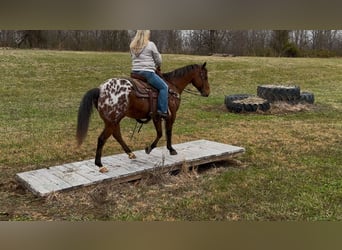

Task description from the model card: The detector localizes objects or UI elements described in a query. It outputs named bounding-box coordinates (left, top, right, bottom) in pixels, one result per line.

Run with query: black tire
left=225, top=94, right=270, bottom=113
left=299, top=92, right=314, bottom=104
left=257, top=85, right=301, bottom=103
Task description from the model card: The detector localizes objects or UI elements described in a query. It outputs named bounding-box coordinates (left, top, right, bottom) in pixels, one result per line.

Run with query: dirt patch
left=267, top=102, right=315, bottom=114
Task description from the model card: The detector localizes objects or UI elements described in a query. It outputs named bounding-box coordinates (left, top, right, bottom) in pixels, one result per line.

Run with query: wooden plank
left=16, top=140, right=245, bottom=197
left=65, top=163, right=107, bottom=183
left=16, top=171, right=51, bottom=196
left=16, top=169, right=72, bottom=196
left=48, top=165, right=93, bottom=187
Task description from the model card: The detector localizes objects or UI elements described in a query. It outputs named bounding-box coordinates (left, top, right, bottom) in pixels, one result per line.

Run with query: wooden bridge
left=16, top=140, right=245, bottom=197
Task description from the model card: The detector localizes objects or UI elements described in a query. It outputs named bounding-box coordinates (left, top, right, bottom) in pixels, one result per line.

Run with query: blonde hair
left=130, top=30, right=151, bottom=56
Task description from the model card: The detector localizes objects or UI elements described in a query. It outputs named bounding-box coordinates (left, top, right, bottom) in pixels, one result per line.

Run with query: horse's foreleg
left=95, top=125, right=114, bottom=172
left=145, top=118, right=163, bottom=154
left=165, top=120, right=177, bottom=155
left=112, top=123, right=136, bottom=159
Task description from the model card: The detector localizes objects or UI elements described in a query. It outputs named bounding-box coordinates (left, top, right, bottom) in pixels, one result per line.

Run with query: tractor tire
left=299, top=92, right=315, bottom=104
left=257, top=85, right=301, bottom=103
left=225, top=94, right=270, bottom=113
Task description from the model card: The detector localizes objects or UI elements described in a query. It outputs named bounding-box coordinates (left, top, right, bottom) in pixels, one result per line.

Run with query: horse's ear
left=202, top=62, right=207, bottom=69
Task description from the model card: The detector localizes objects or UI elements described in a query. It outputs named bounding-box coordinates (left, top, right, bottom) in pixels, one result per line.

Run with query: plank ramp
left=16, top=140, right=245, bottom=197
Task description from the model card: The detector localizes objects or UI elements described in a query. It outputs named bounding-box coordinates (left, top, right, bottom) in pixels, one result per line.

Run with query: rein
left=130, top=120, right=145, bottom=140
left=183, top=87, right=203, bottom=96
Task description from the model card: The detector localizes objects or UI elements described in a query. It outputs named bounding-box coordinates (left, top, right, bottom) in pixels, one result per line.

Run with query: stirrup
left=157, top=111, right=168, bottom=119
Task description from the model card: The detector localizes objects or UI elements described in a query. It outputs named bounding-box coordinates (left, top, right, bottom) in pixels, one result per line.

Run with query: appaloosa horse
left=76, top=63, right=210, bottom=172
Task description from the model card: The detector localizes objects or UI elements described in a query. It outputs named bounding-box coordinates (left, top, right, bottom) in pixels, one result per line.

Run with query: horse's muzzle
left=201, top=92, right=209, bottom=97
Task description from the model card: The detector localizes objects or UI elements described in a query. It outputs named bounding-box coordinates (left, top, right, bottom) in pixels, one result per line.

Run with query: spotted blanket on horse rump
left=98, top=78, right=133, bottom=123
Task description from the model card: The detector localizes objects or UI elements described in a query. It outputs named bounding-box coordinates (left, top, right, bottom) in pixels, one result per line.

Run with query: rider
left=130, top=30, right=169, bottom=119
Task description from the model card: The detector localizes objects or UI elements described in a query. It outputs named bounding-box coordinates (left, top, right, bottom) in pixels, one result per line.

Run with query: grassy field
left=0, top=49, right=341, bottom=221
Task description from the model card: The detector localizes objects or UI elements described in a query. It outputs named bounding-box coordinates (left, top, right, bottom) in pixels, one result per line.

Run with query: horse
left=76, top=62, right=210, bottom=173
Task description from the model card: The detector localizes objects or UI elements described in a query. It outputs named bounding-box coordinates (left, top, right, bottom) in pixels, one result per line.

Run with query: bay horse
left=76, top=62, right=210, bottom=173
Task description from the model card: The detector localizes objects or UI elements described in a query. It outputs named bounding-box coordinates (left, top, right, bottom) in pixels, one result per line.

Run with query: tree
left=270, top=30, right=290, bottom=56
left=247, top=30, right=272, bottom=56
left=151, top=30, right=182, bottom=54
left=0, top=30, right=16, bottom=47
left=99, top=30, right=130, bottom=51
left=184, top=30, right=223, bottom=55
left=292, top=30, right=310, bottom=51
left=15, top=30, right=47, bottom=48
left=270, top=30, right=300, bottom=57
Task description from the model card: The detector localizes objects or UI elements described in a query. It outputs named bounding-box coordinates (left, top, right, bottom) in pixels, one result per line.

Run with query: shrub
left=283, top=42, right=300, bottom=57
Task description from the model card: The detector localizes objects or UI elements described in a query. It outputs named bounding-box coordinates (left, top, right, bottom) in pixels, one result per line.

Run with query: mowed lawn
left=0, top=49, right=341, bottom=221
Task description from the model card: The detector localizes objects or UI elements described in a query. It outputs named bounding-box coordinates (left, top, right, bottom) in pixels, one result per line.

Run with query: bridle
left=184, top=67, right=207, bottom=96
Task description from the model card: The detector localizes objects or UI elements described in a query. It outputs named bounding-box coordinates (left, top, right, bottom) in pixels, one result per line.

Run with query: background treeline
left=1, top=30, right=341, bottom=57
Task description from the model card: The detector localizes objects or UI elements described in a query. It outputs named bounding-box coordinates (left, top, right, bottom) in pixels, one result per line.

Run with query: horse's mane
left=162, top=64, right=199, bottom=81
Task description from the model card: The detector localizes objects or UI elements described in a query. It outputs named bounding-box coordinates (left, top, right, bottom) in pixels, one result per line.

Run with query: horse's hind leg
left=145, top=118, right=163, bottom=154
left=95, top=125, right=114, bottom=172
left=112, top=123, right=136, bottom=159
left=95, top=123, right=135, bottom=172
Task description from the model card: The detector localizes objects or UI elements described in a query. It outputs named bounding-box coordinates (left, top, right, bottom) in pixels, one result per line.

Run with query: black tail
left=76, top=88, right=100, bottom=146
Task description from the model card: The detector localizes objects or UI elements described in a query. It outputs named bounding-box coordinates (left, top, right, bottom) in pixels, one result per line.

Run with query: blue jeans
left=133, top=70, right=168, bottom=114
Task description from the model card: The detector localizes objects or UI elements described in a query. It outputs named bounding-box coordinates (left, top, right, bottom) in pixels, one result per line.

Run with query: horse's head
left=192, top=62, right=210, bottom=97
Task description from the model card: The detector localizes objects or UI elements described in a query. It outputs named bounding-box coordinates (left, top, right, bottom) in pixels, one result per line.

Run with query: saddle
left=129, top=73, right=159, bottom=119
left=130, top=73, right=159, bottom=99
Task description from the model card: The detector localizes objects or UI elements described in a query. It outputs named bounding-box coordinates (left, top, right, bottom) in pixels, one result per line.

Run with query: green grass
left=0, top=49, right=341, bottom=221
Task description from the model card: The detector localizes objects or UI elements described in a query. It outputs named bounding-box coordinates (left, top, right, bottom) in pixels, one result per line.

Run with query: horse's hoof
left=99, top=166, right=108, bottom=173
left=145, top=147, right=151, bottom=154
left=170, top=150, right=178, bottom=155
left=128, top=152, right=136, bottom=159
